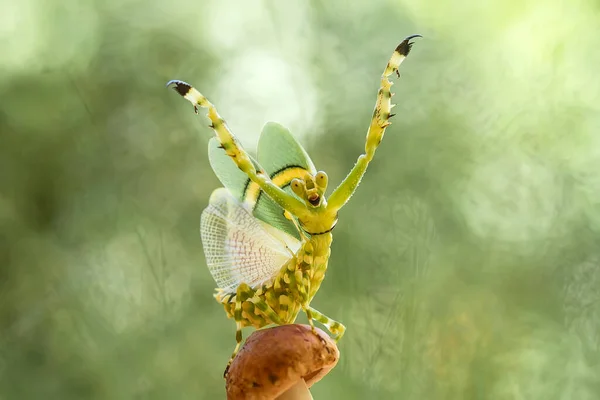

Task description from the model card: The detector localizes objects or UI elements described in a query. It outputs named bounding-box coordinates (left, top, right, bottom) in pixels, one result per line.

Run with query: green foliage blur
left=2, top=0, right=600, bottom=398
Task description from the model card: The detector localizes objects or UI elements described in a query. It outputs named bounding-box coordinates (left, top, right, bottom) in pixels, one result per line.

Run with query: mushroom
left=226, top=324, right=340, bottom=400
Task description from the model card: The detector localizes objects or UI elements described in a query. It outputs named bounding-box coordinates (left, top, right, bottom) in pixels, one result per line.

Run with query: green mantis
left=167, top=34, right=420, bottom=375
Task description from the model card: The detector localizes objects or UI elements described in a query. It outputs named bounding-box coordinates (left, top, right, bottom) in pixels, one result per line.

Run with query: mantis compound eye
left=315, top=171, right=328, bottom=191
left=291, top=178, right=305, bottom=198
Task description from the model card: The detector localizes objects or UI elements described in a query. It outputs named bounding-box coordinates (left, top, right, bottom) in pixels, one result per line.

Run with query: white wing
left=200, top=188, right=301, bottom=293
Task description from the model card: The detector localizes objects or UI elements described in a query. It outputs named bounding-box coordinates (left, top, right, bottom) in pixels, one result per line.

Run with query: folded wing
left=200, top=188, right=300, bottom=293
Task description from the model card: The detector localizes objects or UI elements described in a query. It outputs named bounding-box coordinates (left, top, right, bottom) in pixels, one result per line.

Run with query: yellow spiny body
left=218, top=233, right=337, bottom=334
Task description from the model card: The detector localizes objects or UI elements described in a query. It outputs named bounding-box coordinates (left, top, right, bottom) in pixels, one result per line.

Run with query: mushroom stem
left=276, top=380, right=313, bottom=400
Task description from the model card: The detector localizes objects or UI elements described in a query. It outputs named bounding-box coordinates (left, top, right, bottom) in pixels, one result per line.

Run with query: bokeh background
left=2, top=0, right=600, bottom=398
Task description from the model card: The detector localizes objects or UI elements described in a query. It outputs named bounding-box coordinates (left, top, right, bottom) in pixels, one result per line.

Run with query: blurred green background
left=2, top=0, right=600, bottom=398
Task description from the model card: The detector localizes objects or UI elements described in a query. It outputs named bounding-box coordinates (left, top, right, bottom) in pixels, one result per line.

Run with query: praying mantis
left=167, top=34, right=420, bottom=375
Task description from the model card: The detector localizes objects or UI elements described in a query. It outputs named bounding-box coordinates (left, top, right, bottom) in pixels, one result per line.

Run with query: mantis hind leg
left=223, top=283, right=284, bottom=378
left=305, top=306, right=346, bottom=342
left=223, top=284, right=249, bottom=378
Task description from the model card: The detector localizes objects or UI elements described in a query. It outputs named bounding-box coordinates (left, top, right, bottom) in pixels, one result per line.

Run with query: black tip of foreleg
left=166, top=79, right=192, bottom=97
left=395, top=34, right=422, bottom=56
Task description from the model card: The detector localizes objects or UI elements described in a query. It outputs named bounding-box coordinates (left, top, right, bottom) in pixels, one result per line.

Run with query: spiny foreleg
left=167, top=80, right=309, bottom=219
left=327, top=34, right=421, bottom=212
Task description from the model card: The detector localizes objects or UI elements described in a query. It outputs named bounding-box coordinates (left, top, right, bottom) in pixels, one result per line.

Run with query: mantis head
left=291, top=171, right=328, bottom=208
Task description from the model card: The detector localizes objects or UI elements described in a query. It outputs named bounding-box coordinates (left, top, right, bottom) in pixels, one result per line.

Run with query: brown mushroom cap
left=226, top=324, right=340, bottom=400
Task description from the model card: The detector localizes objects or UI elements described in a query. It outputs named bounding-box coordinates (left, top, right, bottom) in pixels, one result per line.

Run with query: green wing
left=207, top=122, right=316, bottom=240
left=257, top=122, right=316, bottom=175
left=207, top=137, right=256, bottom=199
left=254, top=122, right=316, bottom=239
